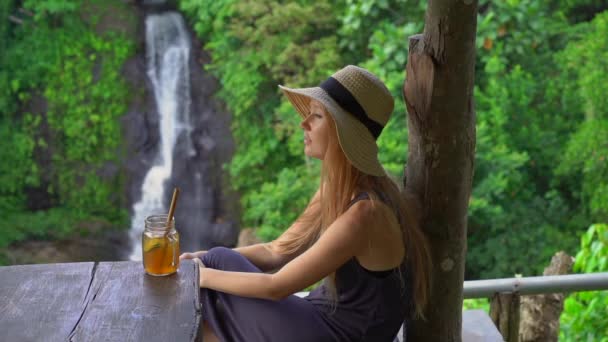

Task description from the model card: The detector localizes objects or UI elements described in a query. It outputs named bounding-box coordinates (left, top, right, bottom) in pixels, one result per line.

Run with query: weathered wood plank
left=0, top=262, right=95, bottom=342
left=69, top=260, right=200, bottom=342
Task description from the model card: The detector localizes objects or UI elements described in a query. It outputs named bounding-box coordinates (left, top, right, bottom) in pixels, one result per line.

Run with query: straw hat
left=279, top=65, right=394, bottom=176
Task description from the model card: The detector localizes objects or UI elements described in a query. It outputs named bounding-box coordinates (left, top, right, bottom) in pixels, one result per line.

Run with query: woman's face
left=300, top=100, right=331, bottom=160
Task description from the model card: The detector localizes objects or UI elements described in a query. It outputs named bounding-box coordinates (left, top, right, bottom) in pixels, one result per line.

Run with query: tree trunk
left=402, top=0, right=478, bottom=341
left=490, top=292, right=521, bottom=342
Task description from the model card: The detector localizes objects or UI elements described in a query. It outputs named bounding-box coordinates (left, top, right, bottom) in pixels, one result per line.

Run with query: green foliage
left=557, top=0, right=608, bottom=23
left=42, top=28, right=133, bottom=215
left=556, top=11, right=608, bottom=223
left=179, top=0, right=431, bottom=239
left=0, top=0, right=603, bottom=302
left=361, top=21, right=419, bottom=178
left=0, top=0, right=134, bottom=248
left=1, top=208, right=84, bottom=249
left=180, top=0, right=344, bottom=239
left=245, top=165, right=319, bottom=241
left=558, top=120, right=608, bottom=220
left=476, top=0, right=569, bottom=84
left=467, top=51, right=579, bottom=279
left=340, top=0, right=424, bottom=178
left=465, top=5, right=608, bottom=279
left=0, top=0, right=16, bottom=54
left=0, top=115, right=38, bottom=212
left=560, top=12, right=608, bottom=120
left=560, top=224, right=608, bottom=341
left=462, top=298, right=490, bottom=313
left=24, top=0, right=81, bottom=18
left=338, top=0, right=425, bottom=61
left=180, top=0, right=608, bottom=287
left=0, top=252, right=8, bottom=266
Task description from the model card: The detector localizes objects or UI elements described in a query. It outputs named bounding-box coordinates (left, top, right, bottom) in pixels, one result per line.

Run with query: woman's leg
left=200, top=246, right=262, bottom=273
left=198, top=247, right=332, bottom=342
left=199, top=247, right=262, bottom=342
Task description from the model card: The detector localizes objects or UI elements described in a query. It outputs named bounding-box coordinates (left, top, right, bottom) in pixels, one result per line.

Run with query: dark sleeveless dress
left=199, top=193, right=412, bottom=342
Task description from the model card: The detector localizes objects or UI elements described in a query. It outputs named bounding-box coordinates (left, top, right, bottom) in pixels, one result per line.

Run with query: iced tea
left=142, top=214, right=180, bottom=276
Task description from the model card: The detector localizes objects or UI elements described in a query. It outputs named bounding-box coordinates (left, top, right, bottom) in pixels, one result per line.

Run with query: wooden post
left=490, top=292, right=521, bottom=342
left=519, top=251, right=574, bottom=342
left=402, top=0, right=478, bottom=340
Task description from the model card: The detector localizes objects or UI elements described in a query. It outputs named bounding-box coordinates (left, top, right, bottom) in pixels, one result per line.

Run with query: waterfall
left=129, top=12, right=194, bottom=260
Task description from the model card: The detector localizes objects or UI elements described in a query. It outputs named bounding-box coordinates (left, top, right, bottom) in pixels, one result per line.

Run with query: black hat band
left=319, top=77, right=383, bottom=140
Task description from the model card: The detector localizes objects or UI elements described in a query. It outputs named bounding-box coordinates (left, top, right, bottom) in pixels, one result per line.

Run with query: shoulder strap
left=347, top=192, right=370, bottom=209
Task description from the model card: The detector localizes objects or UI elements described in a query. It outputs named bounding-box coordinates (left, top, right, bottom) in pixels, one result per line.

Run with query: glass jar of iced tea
left=142, top=214, right=180, bottom=276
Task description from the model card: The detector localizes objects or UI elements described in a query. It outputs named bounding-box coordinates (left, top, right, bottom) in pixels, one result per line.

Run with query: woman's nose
left=300, top=119, right=310, bottom=130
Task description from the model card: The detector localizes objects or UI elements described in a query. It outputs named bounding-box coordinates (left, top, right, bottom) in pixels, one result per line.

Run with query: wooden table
left=0, top=260, right=201, bottom=342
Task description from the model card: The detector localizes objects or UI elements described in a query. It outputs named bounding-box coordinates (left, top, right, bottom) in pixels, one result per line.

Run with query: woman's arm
left=198, top=200, right=372, bottom=301
left=180, top=250, right=207, bottom=260
left=231, top=189, right=322, bottom=271
left=182, top=243, right=291, bottom=272
left=183, top=191, right=321, bottom=269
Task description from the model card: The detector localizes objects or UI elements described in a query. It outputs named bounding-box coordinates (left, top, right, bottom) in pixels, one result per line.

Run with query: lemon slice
left=144, top=237, right=166, bottom=253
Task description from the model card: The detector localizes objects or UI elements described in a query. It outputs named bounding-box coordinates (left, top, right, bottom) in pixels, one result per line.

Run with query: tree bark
left=490, top=292, right=521, bottom=342
left=519, top=251, right=574, bottom=342
left=402, top=0, right=478, bottom=341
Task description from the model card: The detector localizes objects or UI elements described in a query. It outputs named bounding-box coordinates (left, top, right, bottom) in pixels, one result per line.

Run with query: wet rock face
left=22, top=92, right=56, bottom=211
left=121, top=9, right=239, bottom=253
left=5, top=2, right=238, bottom=264
left=170, top=39, right=240, bottom=251
left=121, top=52, right=162, bottom=215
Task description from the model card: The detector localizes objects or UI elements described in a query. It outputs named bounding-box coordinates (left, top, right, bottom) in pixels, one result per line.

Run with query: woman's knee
left=201, top=246, right=243, bottom=270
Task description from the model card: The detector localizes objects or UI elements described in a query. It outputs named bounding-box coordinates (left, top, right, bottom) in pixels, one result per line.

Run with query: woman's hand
left=179, top=250, right=207, bottom=261
left=193, top=258, right=207, bottom=288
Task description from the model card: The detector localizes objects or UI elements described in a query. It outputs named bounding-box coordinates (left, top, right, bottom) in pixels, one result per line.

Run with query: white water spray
left=129, top=12, right=193, bottom=260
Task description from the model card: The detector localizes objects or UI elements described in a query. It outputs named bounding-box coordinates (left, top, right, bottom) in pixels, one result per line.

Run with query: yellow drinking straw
left=165, top=187, right=179, bottom=267
left=167, top=187, right=180, bottom=226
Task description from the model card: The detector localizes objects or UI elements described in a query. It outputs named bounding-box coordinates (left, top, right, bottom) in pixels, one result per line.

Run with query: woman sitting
left=180, top=65, right=431, bottom=342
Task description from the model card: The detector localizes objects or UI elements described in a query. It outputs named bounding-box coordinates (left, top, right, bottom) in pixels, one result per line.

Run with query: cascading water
left=129, top=12, right=194, bottom=260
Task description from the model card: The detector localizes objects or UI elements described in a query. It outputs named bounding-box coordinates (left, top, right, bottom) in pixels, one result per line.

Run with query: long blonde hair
left=271, top=110, right=431, bottom=318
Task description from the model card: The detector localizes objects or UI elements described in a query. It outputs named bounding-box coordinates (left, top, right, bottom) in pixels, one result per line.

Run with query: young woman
left=180, top=65, right=431, bottom=342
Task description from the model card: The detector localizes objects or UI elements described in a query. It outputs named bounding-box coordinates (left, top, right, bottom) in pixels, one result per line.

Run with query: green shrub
left=462, top=298, right=490, bottom=313
left=560, top=224, right=608, bottom=341
left=0, top=0, right=133, bottom=248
